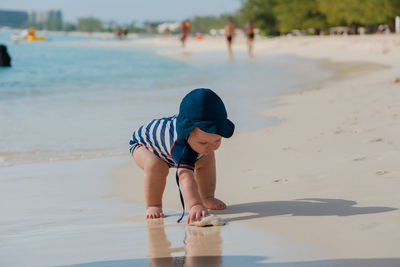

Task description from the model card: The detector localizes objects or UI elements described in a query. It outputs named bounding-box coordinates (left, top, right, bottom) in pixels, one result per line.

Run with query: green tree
left=318, top=0, right=400, bottom=26
left=363, top=0, right=400, bottom=31
left=274, top=0, right=327, bottom=33
left=318, top=0, right=365, bottom=26
left=238, top=0, right=400, bottom=35
left=62, top=22, right=77, bottom=32
left=239, top=0, right=278, bottom=35
left=76, top=17, right=103, bottom=32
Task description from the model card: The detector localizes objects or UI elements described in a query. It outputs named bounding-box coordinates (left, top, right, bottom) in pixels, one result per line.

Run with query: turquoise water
left=0, top=32, right=332, bottom=165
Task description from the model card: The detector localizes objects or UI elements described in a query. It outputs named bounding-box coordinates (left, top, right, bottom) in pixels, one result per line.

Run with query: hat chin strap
left=175, top=145, right=187, bottom=223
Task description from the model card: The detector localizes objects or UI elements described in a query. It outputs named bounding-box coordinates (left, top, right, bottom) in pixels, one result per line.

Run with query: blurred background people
left=224, top=17, right=235, bottom=58
left=114, top=27, right=123, bottom=40
left=246, top=20, right=255, bottom=57
left=122, top=28, right=128, bottom=40
left=180, top=20, right=192, bottom=47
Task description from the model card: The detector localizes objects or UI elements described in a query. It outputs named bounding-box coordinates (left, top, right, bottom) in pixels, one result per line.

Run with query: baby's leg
left=194, top=152, right=226, bottom=210
left=133, top=146, right=170, bottom=218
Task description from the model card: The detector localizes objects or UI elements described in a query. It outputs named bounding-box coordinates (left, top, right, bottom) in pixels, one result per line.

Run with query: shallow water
left=0, top=32, right=332, bottom=165
left=0, top=32, right=336, bottom=266
left=0, top=157, right=297, bottom=267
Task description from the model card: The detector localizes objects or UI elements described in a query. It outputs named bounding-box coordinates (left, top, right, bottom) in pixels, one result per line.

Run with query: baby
left=129, top=88, right=234, bottom=223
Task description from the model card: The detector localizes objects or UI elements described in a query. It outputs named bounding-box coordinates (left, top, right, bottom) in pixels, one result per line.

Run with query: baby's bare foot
left=146, top=206, right=164, bottom=219
left=202, top=197, right=226, bottom=210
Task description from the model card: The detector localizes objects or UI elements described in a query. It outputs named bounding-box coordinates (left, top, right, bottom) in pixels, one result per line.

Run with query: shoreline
left=111, top=34, right=400, bottom=262
left=2, top=34, right=399, bottom=266
left=111, top=35, right=393, bottom=209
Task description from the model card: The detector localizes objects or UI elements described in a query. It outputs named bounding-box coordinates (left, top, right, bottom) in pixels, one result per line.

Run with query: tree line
left=23, top=17, right=145, bottom=33
left=237, top=0, right=400, bottom=35
left=175, top=0, right=400, bottom=35
left=20, top=0, right=400, bottom=35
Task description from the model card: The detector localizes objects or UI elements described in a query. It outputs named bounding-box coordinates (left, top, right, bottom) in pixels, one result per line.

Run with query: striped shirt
left=129, top=115, right=200, bottom=171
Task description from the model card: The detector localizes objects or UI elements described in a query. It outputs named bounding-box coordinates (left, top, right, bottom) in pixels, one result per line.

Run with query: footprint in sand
left=376, top=170, right=391, bottom=175
left=394, top=77, right=400, bottom=83
left=369, top=138, right=383, bottom=143
left=274, top=178, right=289, bottom=183
left=252, top=185, right=262, bottom=189
left=353, top=157, right=367, bottom=162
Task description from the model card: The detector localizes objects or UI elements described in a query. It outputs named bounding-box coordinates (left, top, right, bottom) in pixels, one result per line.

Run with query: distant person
left=0, top=45, right=11, bottom=67
left=164, top=27, right=171, bottom=37
left=114, top=28, right=123, bottom=40
left=122, top=28, right=128, bottom=40
left=246, top=20, right=255, bottom=57
left=224, top=17, right=235, bottom=58
left=27, top=27, right=36, bottom=39
left=180, top=20, right=192, bottom=47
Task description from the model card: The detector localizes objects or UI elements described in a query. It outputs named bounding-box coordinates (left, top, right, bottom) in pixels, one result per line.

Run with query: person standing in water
left=224, top=17, right=235, bottom=59
left=246, top=20, right=255, bottom=57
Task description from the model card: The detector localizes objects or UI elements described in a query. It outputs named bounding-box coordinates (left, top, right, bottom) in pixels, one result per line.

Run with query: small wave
left=0, top=148, right=127, bottom=167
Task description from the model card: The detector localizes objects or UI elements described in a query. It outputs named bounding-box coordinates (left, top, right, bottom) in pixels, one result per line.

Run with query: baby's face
left=187, top=127, right=222, bottom=155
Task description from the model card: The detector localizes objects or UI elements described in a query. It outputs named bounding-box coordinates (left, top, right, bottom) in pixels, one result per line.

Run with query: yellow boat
left=11, top=27, right=45, bottom=41
left=25, top=35, right=45, bottom=41
left=11, top=35, right=46, bottom=41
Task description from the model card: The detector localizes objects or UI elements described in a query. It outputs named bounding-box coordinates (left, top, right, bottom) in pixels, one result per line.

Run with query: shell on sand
left=190, top=214, right=225, bottom=227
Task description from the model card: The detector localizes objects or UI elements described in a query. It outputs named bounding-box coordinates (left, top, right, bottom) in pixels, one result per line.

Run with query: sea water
left=0, top=31, right=334, bottom=267
left=0, top=32, right=332, bottom=166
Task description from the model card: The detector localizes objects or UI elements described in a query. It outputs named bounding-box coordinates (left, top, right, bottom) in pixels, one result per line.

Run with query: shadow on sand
left=61, top=256, right=400, bottom=267
left=211, top=198, right=397, bottom=222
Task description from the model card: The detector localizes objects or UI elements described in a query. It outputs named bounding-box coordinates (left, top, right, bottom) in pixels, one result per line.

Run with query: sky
left=0, top=0, right=242, bottom=23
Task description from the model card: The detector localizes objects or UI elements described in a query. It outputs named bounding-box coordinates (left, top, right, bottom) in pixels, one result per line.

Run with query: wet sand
left=112, top=34, right=400, bottom=265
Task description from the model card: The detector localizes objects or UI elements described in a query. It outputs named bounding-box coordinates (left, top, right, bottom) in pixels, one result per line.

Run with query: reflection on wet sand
left=147, top=219, right=223, bottom=267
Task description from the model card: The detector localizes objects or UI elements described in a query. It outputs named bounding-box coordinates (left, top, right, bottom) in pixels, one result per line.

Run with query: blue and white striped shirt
left=129, top=115, right=199, bottom=171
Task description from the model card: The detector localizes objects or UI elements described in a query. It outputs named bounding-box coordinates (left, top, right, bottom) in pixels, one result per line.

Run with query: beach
left=1, top=33, right=400, bottom=266
left=113, top=34, right=400, bottom=265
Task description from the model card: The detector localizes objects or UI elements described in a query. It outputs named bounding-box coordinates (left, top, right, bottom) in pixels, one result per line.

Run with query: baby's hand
left=187, top=204, right=208, bottom=224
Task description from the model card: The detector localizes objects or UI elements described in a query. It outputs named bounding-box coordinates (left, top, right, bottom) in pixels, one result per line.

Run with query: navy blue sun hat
left=176, top=88, right=235, bottom=140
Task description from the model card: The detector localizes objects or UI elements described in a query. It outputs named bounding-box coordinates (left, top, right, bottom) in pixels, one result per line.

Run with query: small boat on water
left=11, top=27, right=45, bottom=41
left=11, top=35, right=45, bottom=41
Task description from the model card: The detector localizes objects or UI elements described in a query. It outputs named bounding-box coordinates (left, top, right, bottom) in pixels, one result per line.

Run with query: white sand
left=113, top=34, right=400, bottom=263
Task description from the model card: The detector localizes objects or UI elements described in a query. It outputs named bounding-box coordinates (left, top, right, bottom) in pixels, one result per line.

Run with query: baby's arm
left=178, top=168, right=208, bottom=223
